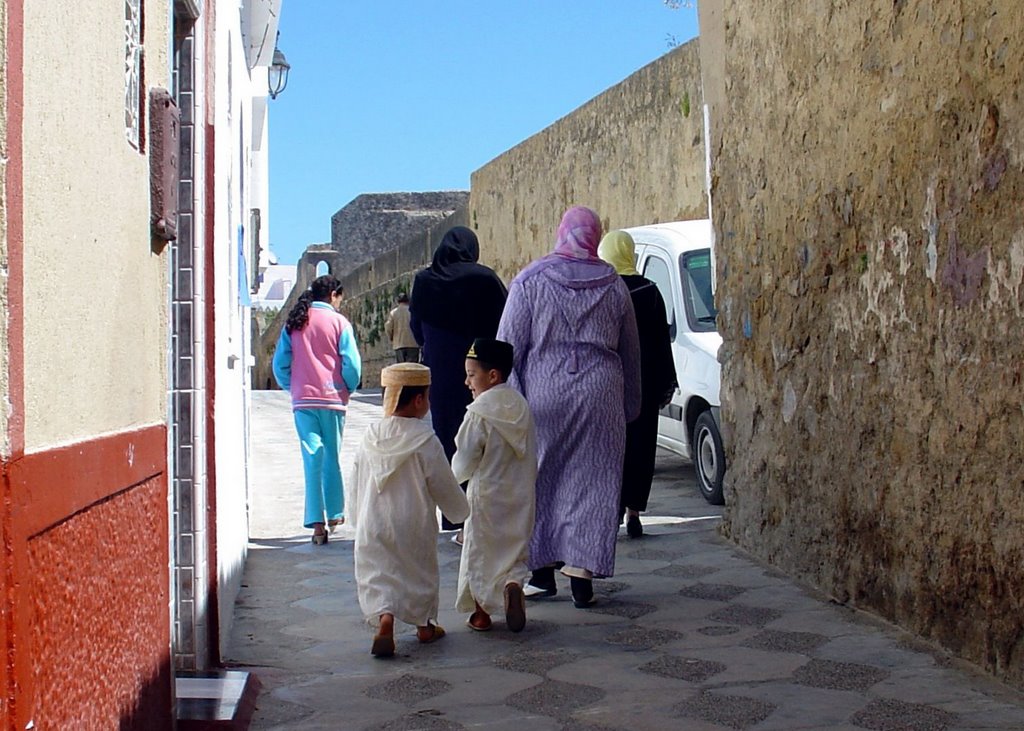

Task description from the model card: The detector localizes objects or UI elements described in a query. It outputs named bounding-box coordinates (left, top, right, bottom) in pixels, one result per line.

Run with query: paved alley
left=227, top=391, right=1024, bottom=731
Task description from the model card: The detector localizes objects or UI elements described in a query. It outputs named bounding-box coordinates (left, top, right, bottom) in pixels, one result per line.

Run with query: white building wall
left=211, top=0, right=279, bottom=658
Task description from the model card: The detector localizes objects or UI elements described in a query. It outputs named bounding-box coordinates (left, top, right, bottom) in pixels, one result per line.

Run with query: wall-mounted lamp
left=268, top=34, right=290, bottom=99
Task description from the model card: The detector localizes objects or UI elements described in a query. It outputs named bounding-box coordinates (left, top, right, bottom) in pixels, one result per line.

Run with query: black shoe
left=626, top=513, right=643, bottom=539
left=570, top=577, right=596, bottom=608
left=524, top=567, right=557, bottom=599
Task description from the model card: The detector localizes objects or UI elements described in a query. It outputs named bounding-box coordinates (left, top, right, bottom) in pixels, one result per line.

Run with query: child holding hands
left=452, top=338, right=538, bottom=632
left=348, top=363, right=470, bottom=657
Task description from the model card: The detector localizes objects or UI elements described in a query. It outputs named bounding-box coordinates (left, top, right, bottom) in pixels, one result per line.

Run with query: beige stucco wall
left=470, top=39, right=708, bottom=283
left=709, top=1, right=1024, bottom=686
left=22, top=0, right=169, bottom=450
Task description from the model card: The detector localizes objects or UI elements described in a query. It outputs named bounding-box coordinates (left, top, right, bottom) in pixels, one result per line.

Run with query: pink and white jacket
left=272, top=302, right=362, bottom=411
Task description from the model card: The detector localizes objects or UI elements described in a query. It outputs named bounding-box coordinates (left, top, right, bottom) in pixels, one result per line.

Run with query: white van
left=622, top=220, right=725, bottom=505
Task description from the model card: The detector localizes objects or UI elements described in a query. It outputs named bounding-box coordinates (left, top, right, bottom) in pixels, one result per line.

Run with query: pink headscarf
left=553, top=206, right=603, bottom=261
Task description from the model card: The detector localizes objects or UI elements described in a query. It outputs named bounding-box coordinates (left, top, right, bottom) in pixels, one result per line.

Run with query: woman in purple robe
left=497, top=206, right=641, bottom=607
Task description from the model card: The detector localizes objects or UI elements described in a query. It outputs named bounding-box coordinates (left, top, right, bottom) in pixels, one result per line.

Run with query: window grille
left=125, top=0, right=144, bottom=148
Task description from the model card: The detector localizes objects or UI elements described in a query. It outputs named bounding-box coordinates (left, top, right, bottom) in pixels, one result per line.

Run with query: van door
left=639, top=248, right=688, bottom=453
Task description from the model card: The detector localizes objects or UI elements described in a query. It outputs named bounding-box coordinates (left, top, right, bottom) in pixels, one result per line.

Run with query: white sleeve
left=451, top=412, right=485, bottom=485
left=423, top=438, right=470, bottom=524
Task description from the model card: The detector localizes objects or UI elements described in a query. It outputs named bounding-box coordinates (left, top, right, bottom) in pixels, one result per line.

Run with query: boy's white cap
left=381, top=363, right=431, bottom=416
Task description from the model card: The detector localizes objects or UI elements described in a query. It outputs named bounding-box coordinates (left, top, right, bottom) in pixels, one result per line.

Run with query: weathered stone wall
left=338, top=207, right=469, bottom=388
left=330, top=191, right=468, bottom=276
left=708, top=1, right=1024, bottom=685
left=470, top=39, right=708, bottom=282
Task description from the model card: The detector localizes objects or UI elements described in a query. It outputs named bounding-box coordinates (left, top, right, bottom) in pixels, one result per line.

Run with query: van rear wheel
left=693, top=410, right=725, bottom=505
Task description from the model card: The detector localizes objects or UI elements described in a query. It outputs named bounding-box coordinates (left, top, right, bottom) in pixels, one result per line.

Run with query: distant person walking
left=497, top=206, right=641, bottom=608
left=272, top=275, right=362, bottom=545
left=599, top=230, right=677, bottom=538
left=410, top=226, right=507, bottom=532
left=385, top=292, right=420, bottom=363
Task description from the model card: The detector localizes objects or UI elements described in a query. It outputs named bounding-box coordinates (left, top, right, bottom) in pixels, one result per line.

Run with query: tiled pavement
left=228, top=392, right=1024, bottom=730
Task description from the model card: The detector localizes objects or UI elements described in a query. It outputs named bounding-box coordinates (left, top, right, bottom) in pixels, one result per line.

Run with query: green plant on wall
left=680, top=90, right=691, bottom=118
left=355, top=276, right=414, bottom=348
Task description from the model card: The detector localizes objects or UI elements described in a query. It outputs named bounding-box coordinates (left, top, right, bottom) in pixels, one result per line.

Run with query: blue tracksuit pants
left=293, top=408, right=346, bottom=528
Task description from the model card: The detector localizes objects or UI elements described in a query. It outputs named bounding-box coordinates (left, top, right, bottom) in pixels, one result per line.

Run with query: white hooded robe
left=348, top=416, right=469, bottom=627
left=452, top=384, right=538, bottom=615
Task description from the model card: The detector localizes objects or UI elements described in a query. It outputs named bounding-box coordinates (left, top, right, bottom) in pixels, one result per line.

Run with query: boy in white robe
left=453, top=338, right=538, bottom=632
left=348, top=362, right=470, bottom=657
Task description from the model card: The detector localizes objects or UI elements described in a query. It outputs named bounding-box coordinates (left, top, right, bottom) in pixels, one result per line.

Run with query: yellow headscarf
left=598, top=230, right=639, bottom=276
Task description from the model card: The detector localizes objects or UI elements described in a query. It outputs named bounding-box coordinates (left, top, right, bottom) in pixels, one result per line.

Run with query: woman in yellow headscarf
left=598, top=231, right=677, bottom=538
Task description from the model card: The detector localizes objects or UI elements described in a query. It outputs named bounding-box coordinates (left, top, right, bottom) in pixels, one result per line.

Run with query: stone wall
left=330, top=191, right=469, bottom=277
left=470, top=39, right=708, bottom=282
left=706, top=1, right=1024, bottom=686
left=338, top=207, right=469, bottom=388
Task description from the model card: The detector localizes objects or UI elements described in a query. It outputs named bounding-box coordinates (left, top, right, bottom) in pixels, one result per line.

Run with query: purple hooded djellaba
left=497, top=206, right=641, bottom=579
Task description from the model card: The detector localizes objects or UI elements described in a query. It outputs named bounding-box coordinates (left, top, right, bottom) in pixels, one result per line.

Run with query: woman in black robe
left=598, top=230, right=677, bottom=538
left=410, top=226, right=507, bottom=531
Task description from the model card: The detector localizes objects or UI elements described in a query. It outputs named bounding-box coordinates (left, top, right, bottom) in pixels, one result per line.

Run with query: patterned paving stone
left=794, top=658, right=890, bottom=691
left=706, top=604, right=783, bottom=627
left=560, top=722, right=628, bottom=731
left=697, top=625, right=741, bottom=637
left=626, top=548, right=678, bottom=562
left=653, top=564, right=718, bottom=579
left=364, top=711, right=466, bottom=731
left=741, top=629, right=829, bottom=654
left=678, top=583, right=748, bottom=602
left=850, top=697, right=959, bottom=730
left=638, top=655, right=727, bottom=683
left=505, top=679, right=606, bottom=719
left=674, top=690, right=777, bottom=730
left=493, top=648, right=584, bottom=675
left=605, top=627, right=684, bottom=649
left=587, top=600, right=657, bottom=620
left=594, top=580, right=629, bottom=595
left=363, top=675, right=453, bottom=706
left=494, top=618, right=557, bottom=643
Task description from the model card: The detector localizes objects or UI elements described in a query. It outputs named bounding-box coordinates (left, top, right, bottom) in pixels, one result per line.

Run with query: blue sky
left=268, top=2, right=700, bottom=265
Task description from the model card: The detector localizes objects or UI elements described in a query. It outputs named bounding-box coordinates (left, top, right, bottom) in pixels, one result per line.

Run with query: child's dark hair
left=475, top=358, right=510, bottom=382
left=285, top=275, right=344, bottom=333
left=396, top=384, right=428, bottom=410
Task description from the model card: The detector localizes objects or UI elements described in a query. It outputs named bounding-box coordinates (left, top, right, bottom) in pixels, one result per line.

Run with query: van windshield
left=679, top=249, right=717, bottom=333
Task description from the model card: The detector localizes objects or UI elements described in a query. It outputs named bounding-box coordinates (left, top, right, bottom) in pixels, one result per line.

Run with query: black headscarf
left=410, top=226, right=507, bottom=338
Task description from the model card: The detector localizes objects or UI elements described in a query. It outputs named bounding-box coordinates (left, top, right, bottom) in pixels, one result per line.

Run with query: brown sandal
left=504, top=583, right=527, bottom=633
left=371, top=634, right=395, bottom=657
